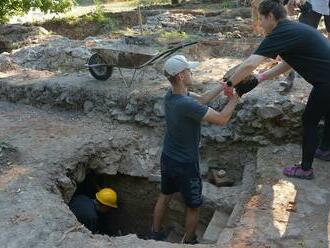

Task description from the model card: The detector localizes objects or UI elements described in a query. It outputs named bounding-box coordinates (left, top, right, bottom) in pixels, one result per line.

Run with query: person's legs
left=251, top=0, right=263, bottom=34
left=301, top=87, right=328, bottom=169
left=299, top=10, right=322, bottom=28
left=315, top=110, right=330, bottom=160
left=184, top=207, right=199, bottom=243
left=320, top=110, right=330, bottom=150
left=151, top=153, right=178, bottom=240
left=152, top=193, right=172, bottom=233
left=283, top=85, right=330, bottom=179
left=180, top=162, right=202, bottom=242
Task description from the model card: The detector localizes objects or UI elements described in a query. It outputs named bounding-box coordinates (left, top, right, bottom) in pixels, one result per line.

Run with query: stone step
left=203, top=210, right=230, bottom=243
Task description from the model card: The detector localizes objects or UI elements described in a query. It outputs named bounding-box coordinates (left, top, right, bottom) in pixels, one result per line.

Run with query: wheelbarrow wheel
left=88, top=54, right=113, bottom=81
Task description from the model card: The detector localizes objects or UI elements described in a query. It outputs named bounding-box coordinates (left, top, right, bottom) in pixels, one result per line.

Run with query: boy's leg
left=151, top=153, right=178, bottom=239
left=184, top=207, right=199, bottom=242
left=152, top=193, right=172, bottom=232
left=180, top=162, right=203, bottom=242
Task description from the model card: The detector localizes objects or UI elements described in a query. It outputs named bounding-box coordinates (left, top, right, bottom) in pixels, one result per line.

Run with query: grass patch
left=157, top=30, right=188, bottom=43
left=43, top=11, right=117, bottom=27
left=37, top=10, right=119, bottom=39
left=219, top=0, right=236, bottom=9
left=138, top=0, right=170, bottom=7
left=154, top=30, right=201, bottom=48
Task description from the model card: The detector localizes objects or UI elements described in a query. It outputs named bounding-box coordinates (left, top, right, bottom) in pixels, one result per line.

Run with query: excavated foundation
left=56, top=141, right=256, bottom=245
left=68, top=172, right=219, bottom=243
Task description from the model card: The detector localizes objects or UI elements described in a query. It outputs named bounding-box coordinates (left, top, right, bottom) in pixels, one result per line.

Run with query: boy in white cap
left=151, top=55, right=240, bottom=243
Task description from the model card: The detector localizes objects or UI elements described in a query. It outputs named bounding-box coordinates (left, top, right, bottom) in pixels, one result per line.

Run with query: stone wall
left=0, top=70, right=311, bottom=146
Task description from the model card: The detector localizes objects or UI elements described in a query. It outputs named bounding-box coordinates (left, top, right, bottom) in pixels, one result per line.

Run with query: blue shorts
left=160, top=153, right=203, bottom=208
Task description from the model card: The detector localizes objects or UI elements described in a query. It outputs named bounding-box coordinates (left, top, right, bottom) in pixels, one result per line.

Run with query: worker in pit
left=69, top=187, right=118, bottom=234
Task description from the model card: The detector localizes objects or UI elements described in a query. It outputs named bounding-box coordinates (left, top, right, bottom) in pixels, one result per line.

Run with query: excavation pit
left=66, top=171, right=233, bottom=244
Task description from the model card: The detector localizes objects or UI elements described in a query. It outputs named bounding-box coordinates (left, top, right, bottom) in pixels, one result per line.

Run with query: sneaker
left=183, top=238, right=199, bottom=244
left=283, top=164, right=314, bottom=180
left=183, top=234, right=199, bottom=244
left=314, top=148, right=330, bottom=161
left=149, top=230, right=166, bottom=241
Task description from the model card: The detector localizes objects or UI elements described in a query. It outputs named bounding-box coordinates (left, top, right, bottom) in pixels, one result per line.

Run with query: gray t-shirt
left=162, top=89, right=208, bottom=163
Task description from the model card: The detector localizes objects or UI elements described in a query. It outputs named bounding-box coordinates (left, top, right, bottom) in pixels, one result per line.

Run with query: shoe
left=314, top=148, right=330, bottom=161
left=183, top=238, right=199, bottom=244
left=283, top=164, right=314, bottom=180
left=183, top=234, right=199, bottom=244
left=149, top=229, right=166, bottom=241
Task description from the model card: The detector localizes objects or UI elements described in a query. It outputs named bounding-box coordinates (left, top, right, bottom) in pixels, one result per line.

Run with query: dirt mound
left=0, top=24, right=49, bottom=52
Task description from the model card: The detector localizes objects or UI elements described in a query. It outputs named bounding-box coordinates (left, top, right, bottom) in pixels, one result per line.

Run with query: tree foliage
left=0, top=0, right=75, bottom=24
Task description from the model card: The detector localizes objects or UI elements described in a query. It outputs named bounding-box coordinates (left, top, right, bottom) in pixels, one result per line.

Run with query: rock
left=257, top=105, right=283, bottom=119
left=4, top=37, right=91, bottom=72
left=83, top=101, right=94, bottom=113
left=116, top=114, right=132, bottom=122
left=269, top=126, right=286, bottom=138
left=203, top=210, right=230, bottom=242
left=0, top=24, right=49, bottom=52
left=237, top=108, right=254, bottom=121
left=202, top=125, right=232, bottom=142
left=97, top=162, right=120, bottom=175
left=292, top=102, right=305, bottom=113
left=153, top=101, right=165, bottom=117
left=57, top=176, right=76, bottom=203
left=134, top=113, right=150, bottom=125
left=148, top=173, right=161, bottom=182
left=0, top=54, right=18, bottom=72
left=70, top=47, right=89, bottom=58
left=208, top=169, right=235, bottom=187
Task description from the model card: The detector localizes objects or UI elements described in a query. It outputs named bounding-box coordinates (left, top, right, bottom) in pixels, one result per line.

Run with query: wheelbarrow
left=86, top=41, right=198, bottom=87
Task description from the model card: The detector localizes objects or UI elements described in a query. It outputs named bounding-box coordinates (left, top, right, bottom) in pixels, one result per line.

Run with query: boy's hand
left=221, top=81, right=234, bottom=97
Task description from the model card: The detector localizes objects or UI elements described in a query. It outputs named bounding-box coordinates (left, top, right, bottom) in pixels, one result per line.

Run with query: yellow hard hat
left=96, top=188, right=118, bottom=208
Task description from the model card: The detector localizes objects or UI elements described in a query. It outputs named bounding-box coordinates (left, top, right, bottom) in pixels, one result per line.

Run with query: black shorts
left=160, top=153, right=203, bottom=208
left=299, top=9, right=330, bottom=32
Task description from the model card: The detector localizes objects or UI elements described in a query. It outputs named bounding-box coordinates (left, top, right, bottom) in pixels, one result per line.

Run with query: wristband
left=257, top=73, right=266, bottom=83
left=226, top=80, right=233, bottom=87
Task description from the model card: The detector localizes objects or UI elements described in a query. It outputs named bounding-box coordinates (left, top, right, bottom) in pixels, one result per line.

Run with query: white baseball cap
left=164, top=55, right=200, bottom=76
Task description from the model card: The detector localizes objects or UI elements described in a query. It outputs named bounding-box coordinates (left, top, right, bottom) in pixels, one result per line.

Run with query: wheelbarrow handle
left=135, top=41, right=199, bottom=69
left=161, top=41, right=199, bottom=60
